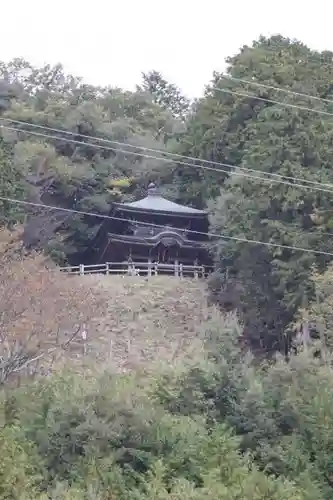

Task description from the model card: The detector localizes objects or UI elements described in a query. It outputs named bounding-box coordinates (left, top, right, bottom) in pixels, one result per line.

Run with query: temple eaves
left=113, top=182, right=207, bottom=215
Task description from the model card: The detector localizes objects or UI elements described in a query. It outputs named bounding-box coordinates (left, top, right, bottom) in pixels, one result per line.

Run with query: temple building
left=92, top=183, right=212, bottom=274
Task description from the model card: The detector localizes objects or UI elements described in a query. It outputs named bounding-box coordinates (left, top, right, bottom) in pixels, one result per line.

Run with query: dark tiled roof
left=114, top=183, right=206, bottom=215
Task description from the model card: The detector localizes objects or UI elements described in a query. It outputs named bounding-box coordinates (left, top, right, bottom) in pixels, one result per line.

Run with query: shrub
left=0, top=243, right=106, bottom=386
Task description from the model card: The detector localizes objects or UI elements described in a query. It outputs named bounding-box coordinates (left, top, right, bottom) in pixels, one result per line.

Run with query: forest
left=2, top=34, right=333, bottom=498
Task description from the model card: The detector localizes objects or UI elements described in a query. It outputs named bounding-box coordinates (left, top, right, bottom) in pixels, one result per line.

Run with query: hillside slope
left=74, top=275, right=210, bottom=372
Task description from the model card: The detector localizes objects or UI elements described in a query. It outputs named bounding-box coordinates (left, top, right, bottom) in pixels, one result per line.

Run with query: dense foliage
left=2, top=34, right=333, bottom=496
left=184, top=35, right=333, bottom=352
left=1, top=313, right=333, bottom=499
left=0, top=63, right=182, bottom=263
left=1, top=35, right=333, bottom=349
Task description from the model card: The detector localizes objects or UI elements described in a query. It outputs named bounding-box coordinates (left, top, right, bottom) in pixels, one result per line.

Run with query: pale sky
left=1, top=0, right=333, bottom=98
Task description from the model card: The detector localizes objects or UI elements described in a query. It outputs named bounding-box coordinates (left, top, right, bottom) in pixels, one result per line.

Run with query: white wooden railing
left=59, top=261, right=209, bottom=279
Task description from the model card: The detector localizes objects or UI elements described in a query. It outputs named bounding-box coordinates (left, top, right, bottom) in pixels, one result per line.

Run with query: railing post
left=79, top=264, right=84, bottom=276
left=148, top=258, right=152, bottom=277
left=154, top=263, right=158, bottom=276
left=174, top=259, right=179, bottom=277
left=179, top=263, right=183, bottom=279
left=106, top=262, right=110, bottom=275
left=194, top=266, right=198, bottom=280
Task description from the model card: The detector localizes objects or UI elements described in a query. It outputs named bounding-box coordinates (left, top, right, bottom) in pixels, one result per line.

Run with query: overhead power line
left=1, top=121, right=329, bottom=239
left=218, top=74, right=333, bottom=105
left=211, top=86, right=333, bottom=118
left=1, top=194, right=333, bottom=258
left=2, top=117, right=333, bottom=189
left=2, top=121, right=333, bottom=195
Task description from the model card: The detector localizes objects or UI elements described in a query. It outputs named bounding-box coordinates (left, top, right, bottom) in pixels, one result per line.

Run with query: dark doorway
left=155, top=243, right=179, bottom=263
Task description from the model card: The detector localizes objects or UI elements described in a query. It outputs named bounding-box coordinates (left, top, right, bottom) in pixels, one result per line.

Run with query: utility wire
left=1, top=72, right=333, bottom=255
left=218, top=74, right=333, bottom=105
left=2, top=122, right=329, bottom=238
left=2, top=117, right=333, bottom=190
left=212, top=86, right=333, bottom=118
left=2, top=122, right=333, bottom=195
left=1, top=194, right=333, bottom=257
left=1, top=120, right=330, bottom=240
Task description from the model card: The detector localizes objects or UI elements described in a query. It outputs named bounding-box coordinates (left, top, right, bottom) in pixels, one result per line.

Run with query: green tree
left=0, top=140, right=26, bottom=226
left=0, top=424, right=43, bottom=499
left=0, top=59, right=180, bottom=261
left=176, top=35, right=333, bottom=351
left=140, top=70, right=190, bottom=120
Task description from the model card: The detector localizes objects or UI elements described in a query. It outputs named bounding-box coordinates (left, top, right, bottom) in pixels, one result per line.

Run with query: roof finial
left=147, top=182, right=159, bottom=196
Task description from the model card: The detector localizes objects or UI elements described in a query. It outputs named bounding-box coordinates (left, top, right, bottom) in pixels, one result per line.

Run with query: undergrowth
left=0, top=314, right=331, bottom=499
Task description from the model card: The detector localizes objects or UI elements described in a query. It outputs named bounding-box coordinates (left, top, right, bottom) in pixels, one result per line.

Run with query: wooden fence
left=59, top=261, right=210, bottom=279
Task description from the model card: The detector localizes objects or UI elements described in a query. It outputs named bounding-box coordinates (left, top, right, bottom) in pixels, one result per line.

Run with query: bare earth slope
left=76, top=275, right=210, bottom=372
